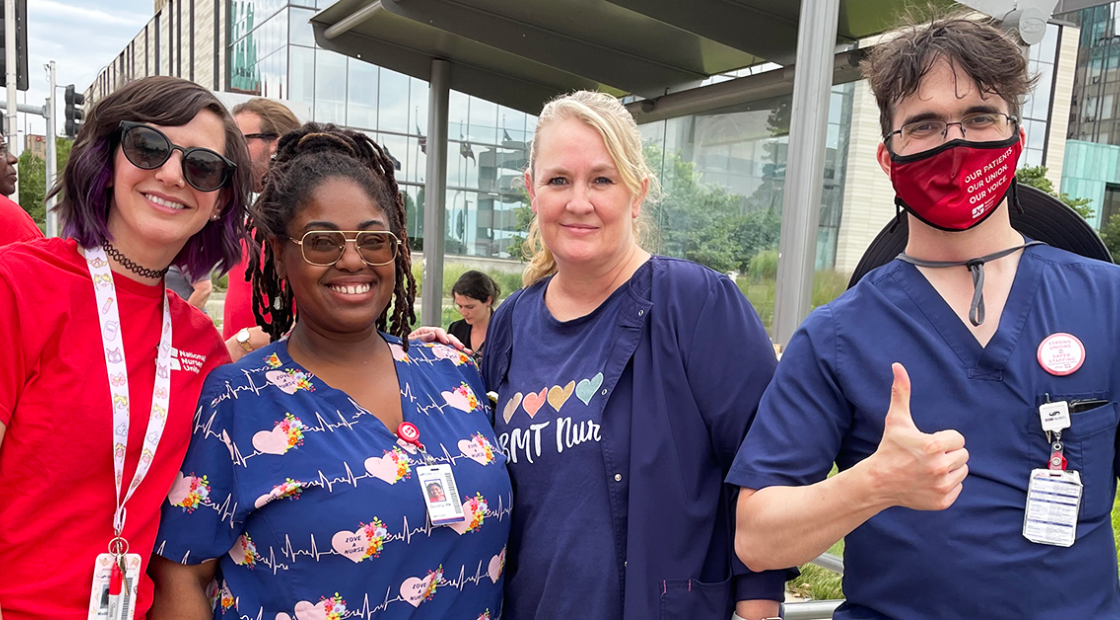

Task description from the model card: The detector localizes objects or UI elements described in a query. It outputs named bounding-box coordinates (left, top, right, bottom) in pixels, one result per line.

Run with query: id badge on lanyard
left=82, top=246, right=173, bottom=620
left=1023, top=396, right=1081, bottom=547
left=396, top=422, right=466, bottom=526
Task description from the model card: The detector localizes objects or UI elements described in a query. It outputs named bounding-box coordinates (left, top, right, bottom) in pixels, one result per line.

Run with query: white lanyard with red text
left=83, top=245, right=173, bottom=620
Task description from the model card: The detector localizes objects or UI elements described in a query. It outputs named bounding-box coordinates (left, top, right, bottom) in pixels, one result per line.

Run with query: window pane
left=468, top=96, right=499, bottom=146
left=314, top=50, right=347, bottom=125
left=289, top=45, right=315, bottom=112
left=409, top=77, right=429, bottom=136
left=378, top=68, right=410, bottom=133
left=378, top=132, right=409, bottom=186
left=348, top=60, right=378, bottom=130
left=448, top=90, right=470, bottom=139
left=290, top=8, right=316, bottom=47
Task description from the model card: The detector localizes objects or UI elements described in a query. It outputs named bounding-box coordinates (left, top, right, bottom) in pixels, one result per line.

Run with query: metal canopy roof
left=311, top=0, right=955, bottom=116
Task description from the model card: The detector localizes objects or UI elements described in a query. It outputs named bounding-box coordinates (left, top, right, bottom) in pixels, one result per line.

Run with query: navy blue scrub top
left=495, top=273, right=630, bottom=620
left=729, top=244, right=1120, bottom=620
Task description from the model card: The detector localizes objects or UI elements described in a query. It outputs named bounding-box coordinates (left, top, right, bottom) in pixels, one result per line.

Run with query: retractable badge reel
left=1023, top=395, right=1082, bottom=548
left=396, top=423, right=465, bottom=526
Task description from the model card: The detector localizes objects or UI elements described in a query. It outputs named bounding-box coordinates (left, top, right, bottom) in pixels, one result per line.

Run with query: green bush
left=747, top=249, right=779, bottom=282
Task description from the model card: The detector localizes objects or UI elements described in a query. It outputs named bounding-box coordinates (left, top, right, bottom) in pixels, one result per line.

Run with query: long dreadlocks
left=246, top=123, right=417, bottom=347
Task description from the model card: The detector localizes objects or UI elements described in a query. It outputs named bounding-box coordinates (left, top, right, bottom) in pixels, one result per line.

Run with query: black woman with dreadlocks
left=149, top=124, right=511, bottom=620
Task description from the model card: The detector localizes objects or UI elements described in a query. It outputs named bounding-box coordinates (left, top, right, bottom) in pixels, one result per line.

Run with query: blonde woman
left=413, top=91, right=790, bottom=620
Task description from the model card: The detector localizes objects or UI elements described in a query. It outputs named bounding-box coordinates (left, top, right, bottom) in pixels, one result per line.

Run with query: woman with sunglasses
left=149, top=124, right=510, bottom=620
left=0, top=76, right=250, bottom=620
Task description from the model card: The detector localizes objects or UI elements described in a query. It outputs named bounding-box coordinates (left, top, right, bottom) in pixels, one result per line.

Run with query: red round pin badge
left=396, top=422, right=420, bottom=444
left=1037, top=333, right=1085, bottom=376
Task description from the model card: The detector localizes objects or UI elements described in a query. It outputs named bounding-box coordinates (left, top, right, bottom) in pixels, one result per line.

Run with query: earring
left=273, top=296, right=282, bottom=310
left=210, top=213, right=221, bottom=221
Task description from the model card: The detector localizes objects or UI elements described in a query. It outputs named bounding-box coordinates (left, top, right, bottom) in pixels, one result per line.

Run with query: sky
left=18, top=0, right=152, bottom=141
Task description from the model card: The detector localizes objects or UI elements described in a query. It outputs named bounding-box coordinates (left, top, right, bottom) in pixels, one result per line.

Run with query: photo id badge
left=87, top=553, right=142, bottom=620
left=417, top=463, right=465, bottom=526
left=1023, top=469, right=1082, bottom=548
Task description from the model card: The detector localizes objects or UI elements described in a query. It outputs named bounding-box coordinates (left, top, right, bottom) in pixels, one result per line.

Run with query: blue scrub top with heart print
left=155, top=336, right=511, bottom=620
left=728, top=244, right=1120, bottom=620
left=493, top=271, right=631, bottom=620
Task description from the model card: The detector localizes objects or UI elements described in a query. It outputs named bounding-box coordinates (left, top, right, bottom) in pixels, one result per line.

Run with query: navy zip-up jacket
left=484, top=256, right=791, bottom=619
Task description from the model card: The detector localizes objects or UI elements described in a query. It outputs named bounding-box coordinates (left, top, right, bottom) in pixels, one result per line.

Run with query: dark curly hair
left=246, top=123, right=417, bottom=346
left=862, top=10, right=1038, bottom=138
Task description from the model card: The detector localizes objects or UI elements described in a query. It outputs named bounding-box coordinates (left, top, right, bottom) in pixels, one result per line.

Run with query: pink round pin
left=1037, top=332, right=1085, bottom=376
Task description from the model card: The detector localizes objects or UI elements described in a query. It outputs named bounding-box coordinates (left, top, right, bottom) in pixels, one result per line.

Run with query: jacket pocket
left=658, top=577, right=733, bottom=620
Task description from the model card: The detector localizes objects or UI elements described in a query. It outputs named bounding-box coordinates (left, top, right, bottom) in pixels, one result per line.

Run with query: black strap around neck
left=897, top=240, right=1043, bottom=327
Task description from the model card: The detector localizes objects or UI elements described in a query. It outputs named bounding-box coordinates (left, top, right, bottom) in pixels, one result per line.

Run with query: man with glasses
left=223, top=98, right=301, bottom=359
left=0, top=139, right=41, bottom=247
left=729, top=14, right=1120, bottom=620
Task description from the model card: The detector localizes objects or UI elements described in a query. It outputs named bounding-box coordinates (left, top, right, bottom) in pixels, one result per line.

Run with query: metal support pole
left=5, top=0, right=18, bottom=200
left=45, top=61, right=57, bottom=237
left=421, top=59, right=450, bottom=327
left=771, top=0, right=840, bottom=347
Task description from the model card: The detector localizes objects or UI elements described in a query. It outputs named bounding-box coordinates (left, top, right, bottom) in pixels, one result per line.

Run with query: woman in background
left=448, top=270, right=500, bottom=358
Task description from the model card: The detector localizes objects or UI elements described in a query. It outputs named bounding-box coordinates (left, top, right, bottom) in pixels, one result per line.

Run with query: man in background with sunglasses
left=223, top=98, right=301, bottom=360
left=729, top=13, right=1120, bottom=620
left=0, top=138, right=41, bottom=247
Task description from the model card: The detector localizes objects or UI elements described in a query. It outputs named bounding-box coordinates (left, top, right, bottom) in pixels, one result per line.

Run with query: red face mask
left=889, top=134, right=1022, bottom=231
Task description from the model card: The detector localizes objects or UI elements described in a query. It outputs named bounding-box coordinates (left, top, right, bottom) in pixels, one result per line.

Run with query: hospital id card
left=1023, top=469, right=1082, bottom=547
left=87, top=553, right=142, bottom=620
left=417, top=463, right=465, bottom=526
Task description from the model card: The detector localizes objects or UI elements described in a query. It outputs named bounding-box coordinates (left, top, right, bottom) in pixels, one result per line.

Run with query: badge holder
left=88, top=537, right=142, bottom=620
left=1023, top=397, right=1082, bottom=548
left=397, top=422, right=465, bottom=526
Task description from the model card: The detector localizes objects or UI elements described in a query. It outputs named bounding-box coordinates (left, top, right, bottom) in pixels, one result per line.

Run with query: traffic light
left=0, top=0, right=27, bottom=91
left=64, top=85, right=85, bottom=139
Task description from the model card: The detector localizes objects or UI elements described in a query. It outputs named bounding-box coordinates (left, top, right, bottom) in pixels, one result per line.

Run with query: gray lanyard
left=897, top=241, right=1042, bottom=327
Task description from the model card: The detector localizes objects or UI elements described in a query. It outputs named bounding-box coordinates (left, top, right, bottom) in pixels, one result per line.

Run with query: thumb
left=885, top=362, right=915, bottom=429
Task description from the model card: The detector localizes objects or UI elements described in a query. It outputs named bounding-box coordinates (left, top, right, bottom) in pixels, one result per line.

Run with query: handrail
left=784, top=599, right=844, bottom=619
left=809, top=552, right=844, bottom=575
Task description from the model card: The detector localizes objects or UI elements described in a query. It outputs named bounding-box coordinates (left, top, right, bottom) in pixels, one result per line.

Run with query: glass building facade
left=225, top=0, right=856, bottom=272
left=1062, top=4, right=1120, bottom=143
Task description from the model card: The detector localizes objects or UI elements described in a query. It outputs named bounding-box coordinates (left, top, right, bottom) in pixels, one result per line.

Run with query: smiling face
left=107, top=109, right=226, bottom=259
left=271, top=176, right=396, bottom=337
left=526, top=117, right=646, bottom=273
left=453, top=292, right=491, bottom=325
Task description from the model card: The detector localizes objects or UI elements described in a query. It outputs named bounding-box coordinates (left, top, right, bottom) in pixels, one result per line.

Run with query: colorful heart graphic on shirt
left=266, top=370, right=300, bottom=395
left=488, top=547, right=506, bottom=583
left=399, top=567, right=443, bottom=607
left=167, top=471, right=210, bottom=511
left=448, top=493, right=489, bottom=535
left=576, top=372, right=604, bottom=405
left=441, top=382, right=480, bottom=412
left=275, top=615, right=292, bottom=620
left=331, top=518, right=389, bottom=563
left=389, top=342, right=411, bottom=363
left=166, top=471, right=194, bottom=505
left=293, top=595, right=346, bottom=620
left=252, top=425, right=291, bottom=455
left=522, top=388, right=547, bottom=418
left=457, top=434, right=496, bottom=465
left=547, top=381, right=575, bottom=411
left=502, top=393, right=523, bottom=424
left=364, top=447, right=411, bottom=484
left=228, top=533, right=259, bottom=568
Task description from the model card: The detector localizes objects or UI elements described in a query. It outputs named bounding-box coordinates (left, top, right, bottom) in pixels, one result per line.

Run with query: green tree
left=1015, top=165, right=1094, bottom=220
left=1100, top=214, right=1120, bottom=263
left=644, top=143, right=781, bottom=273
left=16, top=137, right=74, bottom=229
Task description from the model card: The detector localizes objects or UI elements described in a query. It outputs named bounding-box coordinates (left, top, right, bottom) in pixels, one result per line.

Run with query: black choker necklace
left=102, top=241, right=169, bottom=280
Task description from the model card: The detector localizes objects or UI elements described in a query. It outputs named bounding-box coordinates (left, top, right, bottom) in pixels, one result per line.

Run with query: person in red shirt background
left=0, top=137, right=43, bottom=247
left=222, top=98, right=300, bottom=361
left=0, top=76, right=252, bottom=620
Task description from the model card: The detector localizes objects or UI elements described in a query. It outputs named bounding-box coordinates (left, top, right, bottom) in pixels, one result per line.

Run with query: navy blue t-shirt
left=729, top=245, right=1120, bottom=619
left=494, top=273, right=632, bottom=620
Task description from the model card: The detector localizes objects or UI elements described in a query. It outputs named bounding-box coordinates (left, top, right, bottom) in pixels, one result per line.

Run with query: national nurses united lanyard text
left=84, top=245, right=173, bottom=548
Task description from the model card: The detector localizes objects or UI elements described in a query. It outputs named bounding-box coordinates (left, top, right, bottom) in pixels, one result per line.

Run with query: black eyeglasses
left=884, top=112, right=1018, bottom=154
left=118, top=121, right=236, bottom=192
left=288, top=230, right=401, bottom=267
left=243, top=132, right=279, bottom=142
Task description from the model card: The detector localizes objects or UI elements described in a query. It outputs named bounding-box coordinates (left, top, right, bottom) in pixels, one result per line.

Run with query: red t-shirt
left=221, top=241, right=254, bottom=339
left=0, top=238, right=230, bottom=620
left=0, top=195, right=43, bottom=247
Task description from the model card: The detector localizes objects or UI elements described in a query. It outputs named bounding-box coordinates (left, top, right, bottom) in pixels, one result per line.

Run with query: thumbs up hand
left=868, top=363, right=970, bottom=511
